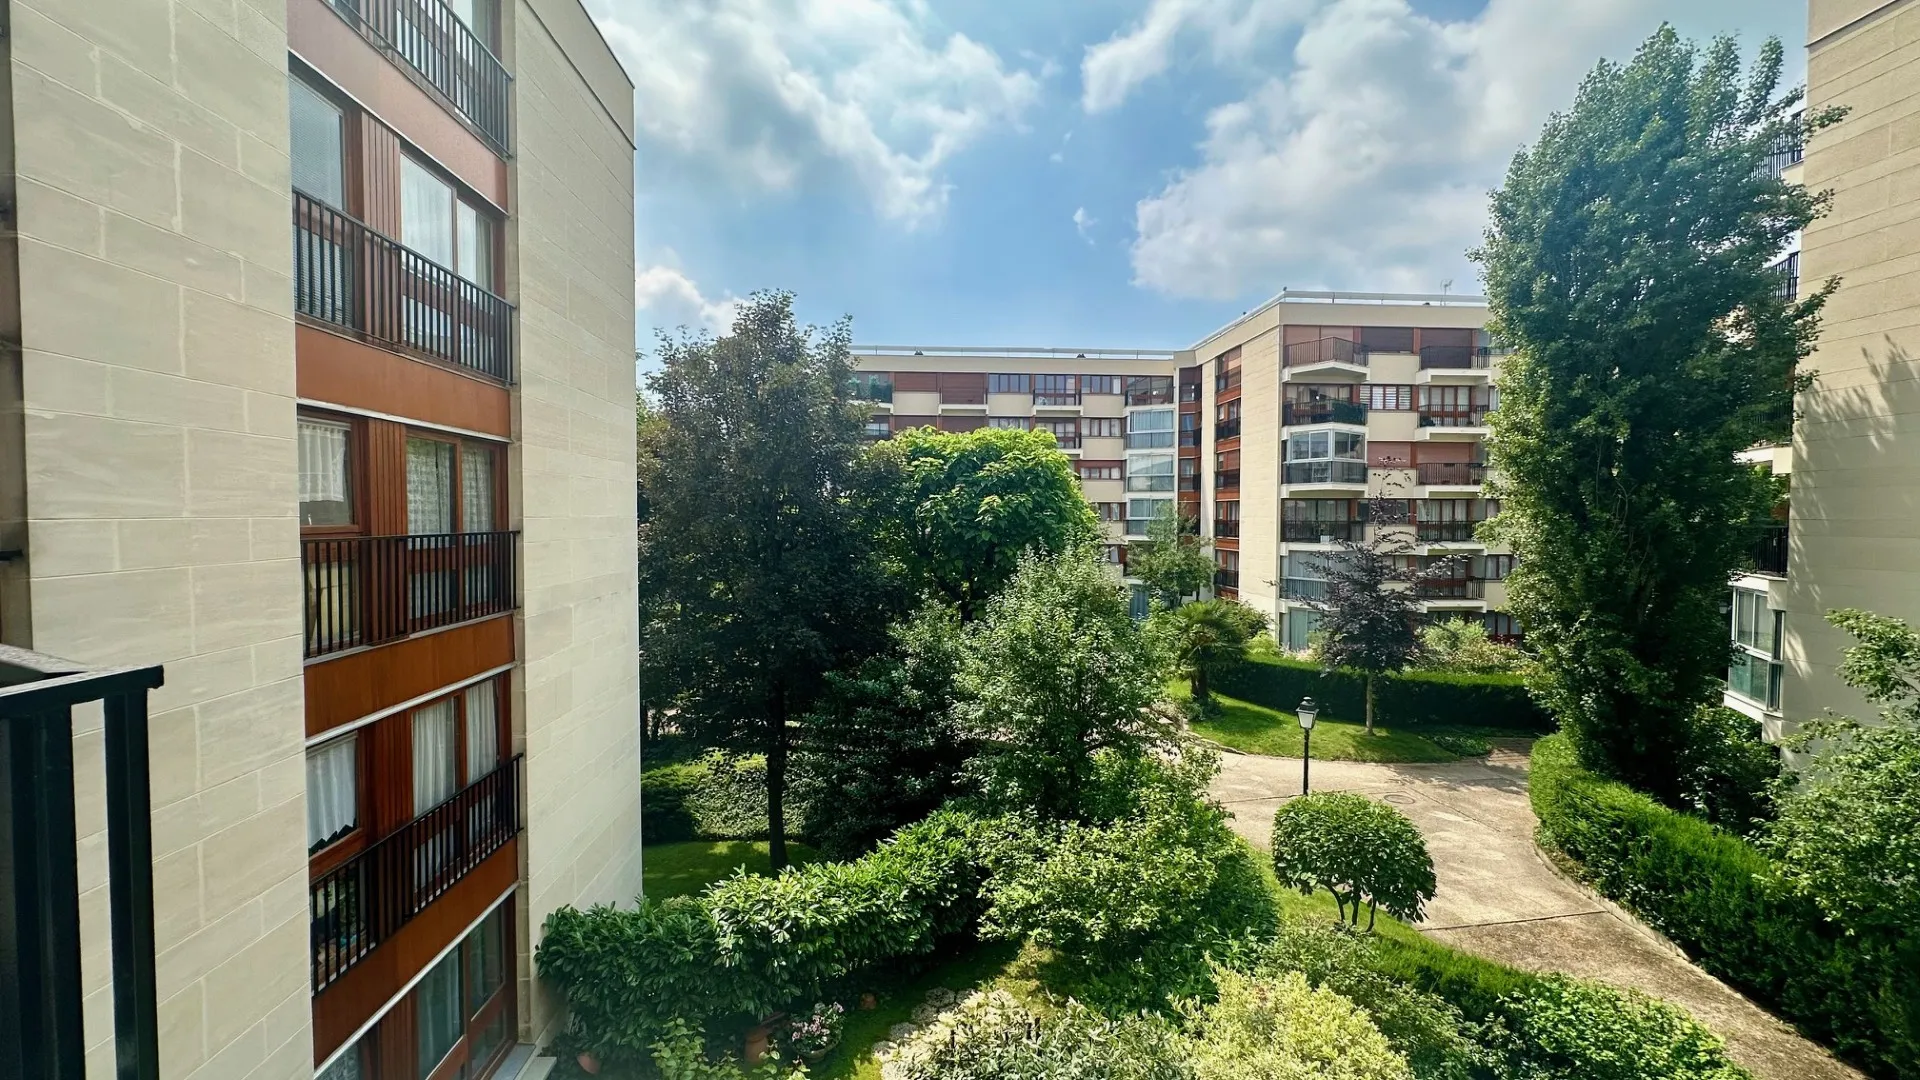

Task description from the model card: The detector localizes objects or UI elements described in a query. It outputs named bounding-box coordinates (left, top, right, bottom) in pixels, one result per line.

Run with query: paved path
left=1210, top=747, right=1863, bottom=1080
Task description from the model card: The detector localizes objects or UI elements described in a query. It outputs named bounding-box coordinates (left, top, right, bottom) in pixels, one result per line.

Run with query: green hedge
left=641, top=751, right=808, bottom=844
left=1530, top=734, right=1916, bottom=1079
left=1214, top=656, right=1551, bottom=732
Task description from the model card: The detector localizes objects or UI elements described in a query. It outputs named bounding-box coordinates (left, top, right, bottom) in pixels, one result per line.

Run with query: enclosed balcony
left=1214, top=568, right=1240, bottom=591
left=1215, top=418, right=1242, bottom=441
left=1418, top=345, right=1491, bottom=370
left=1214, top=519, right=1241, bottom=539
left=1415, top=521, right=1482, bottom=543
left=331, top=0, right=512, bottom=153
left=302, top=531, right=520, bottom=659
left=1284, top=460, right=1368, bottom=486
left=1416, top=578, right=1487, bottom=600
left=1214, top=469, right=1242, bottom=490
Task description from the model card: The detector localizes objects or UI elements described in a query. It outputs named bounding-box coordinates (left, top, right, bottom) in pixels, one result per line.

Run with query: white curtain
left=460, top=445, right=494, bottom=532
left=407, top=438, right=454, bottom=534
left=401, top=156, right=454, bottom=268
left=298, top=420, right=351, bottom=526
left=413, top=699, right=458, bottom=814
left=306, top=736, right=357, bottom=850
left=464, top=680, right=499, bottom=779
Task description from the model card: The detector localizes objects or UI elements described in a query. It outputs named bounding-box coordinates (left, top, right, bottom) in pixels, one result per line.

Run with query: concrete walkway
left=1210, top=747, right=1863, bottom=1080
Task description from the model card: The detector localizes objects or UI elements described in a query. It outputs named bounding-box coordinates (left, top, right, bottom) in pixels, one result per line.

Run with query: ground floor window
left=1286, top=609, right=1320, bottom=652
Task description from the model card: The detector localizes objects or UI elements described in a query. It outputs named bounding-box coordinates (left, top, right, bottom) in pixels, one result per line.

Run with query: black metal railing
left=1214, top=519, right=1240, bottom=538
left=1762, top=122, right=1803, bottom=181
left=1284, top=460, right=1368, bottom=485
left=1215, top=470, right=1241, bottom=490
left=293, top=191, right=515, bottom=383
left=1417, top=462, right=1487, bottom=486
left=331, top=0, right=511, bottom=152
left=1773, top=252, right=1800, bottom=303
left=1417, top=578, right=1487, bottom=599
left=302, top=531, right=519, bottom=658
left=2, top=647, right=166, bottom=1080
left=310, top=755, right=523, bottom=991
left=1283, top=400, right=1367, bottom=426
left=1283, top=520, right=1363, bottom=543
left=1416, top=521, right=1483, bottom=543
left=1418, top=409, right=1489, bottom=428
left=1418, top=345, right=1490, bottom=370
left=1751, top=523, right=1789, bottom=576
left=1179, top=429, right=1201, bottom=448
left=1214, top=569, right=1239, bottom=591
left=1216, top=369, right=1242, bottom=392
left=1216, top=418, right=1242, bottom=441
left=1179, top=474, right=1201, bottom=492
left=1284, top=338, right=1367, bottom=367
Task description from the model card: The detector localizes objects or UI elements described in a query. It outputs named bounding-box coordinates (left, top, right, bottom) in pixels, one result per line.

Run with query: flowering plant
left=784, top=1001, right=845, bottom=1058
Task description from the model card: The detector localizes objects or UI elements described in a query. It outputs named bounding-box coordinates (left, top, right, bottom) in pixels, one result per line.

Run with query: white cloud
left=588, top=0, right=1041, bottom=226
left=1082, top=0, right=1313, bottom=112
left=635, top=264, right=741, bottom=334
left=1114, top=0, right=1807, bottom=299
left=1073, top=206, right=1097, bottom=243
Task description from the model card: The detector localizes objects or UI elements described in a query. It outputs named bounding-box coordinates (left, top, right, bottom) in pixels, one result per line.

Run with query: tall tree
left=636, top=292, right=882, bottom=867
left=1127, top=506, right=1217, bottom=609
left=865, top=426, right=1099, bottom=619
left=1473, top=28, right=1837, bottom=798
left=1156, top=599, right=1269, bottom=703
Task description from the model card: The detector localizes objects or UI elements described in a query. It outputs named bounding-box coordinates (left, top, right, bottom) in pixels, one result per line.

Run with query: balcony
left=1126, top=431, right=1176, bottom=450
left=1214, top=569, right=1240, bottom=591
left=1049, top=433, right=1082, bottom=450
left=1773, top=252, right=1800, bottom=303
left=940, top=388, right=987, bottom=406
left=1214, top=519, right=1240, bottom=538
left=1283, top=400, right=1367, bottom=426
left=1180, top=383, right=1202, bottom=403
left=294, top=191, right=515, bottom=383
left=1283, top=577, right=1328, bottom=601
left=1750, top=523, right=1788, bottom=576
left=1284, top=338, right=1367, bottom=368
left=1179, top=474, right=1201, bottom=492
left=1216, top=418, right=1242, bottom=441
left=1418, top=345, right=1490, bottom=370
left=850, top=381, right=893, bottom=403
left=1215, top=469, right=1241, bottom=490
left=1179, top=429, right=1201, bottom=448
left=332, top=0, right=512, bottom=153
left=1216, top=369, right=1242, bottom=393
left=302, top=531, right=520, bottom=659
left=1283, top=521, right=1363, bottom=543
left=1418, top=410, right=1490, bottom=429
left=1284, top=460, right=1368, bottom=485
left=1417, top=578, right=1487, bottom=600
left=1034, top=392, right=1082, bottom=407
left=1417, top=462, right=1487, bottom=486
left=1416, top=521, right=1483, bottom=543
left=1127, top=475, right=1175, bottom=493
left=310, top=755, right=524, bottom=991
left=1126, top=382, right=1175, bottom=406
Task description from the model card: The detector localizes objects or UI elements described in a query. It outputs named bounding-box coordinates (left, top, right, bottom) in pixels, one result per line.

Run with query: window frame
left=306, top=732, right=366, bottom=870
left=1082, top=375, right=1123, bottom=396
left=290, top=71, right=354, bottom=211
left=405, top=430, right=506, bottom=535
left=399, top=152, right=504, bottom=293
left=988, top=373, right=1032, bottom=394
left=300, top=409, right=368, bottom=538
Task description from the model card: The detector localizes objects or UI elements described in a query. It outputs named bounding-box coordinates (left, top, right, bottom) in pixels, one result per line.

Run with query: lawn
left=1179, top=687, right=1483, bottom=763
left=642, top=839, right=823, bottom=899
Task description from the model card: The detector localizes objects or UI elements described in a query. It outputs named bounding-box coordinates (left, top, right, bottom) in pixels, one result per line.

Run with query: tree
left=1472, top=28, right=1838, bottom=800
left=865, top=426, right=1099, bottom=619
left=1155, top=599, right=1269, bottom=703
left=1417, top=617, right=1527, bottom=675
left=1308, top=497, right=1463, bottom=734
left=1270, top=792, right=1436, bottom=931
left=1127, top=506, right=1217, bottom=608
left=791, top=603, right=972, bottom=857
left=636, top=292, right=884, bottom=868
left=956, top=548, right=1170, bottom=819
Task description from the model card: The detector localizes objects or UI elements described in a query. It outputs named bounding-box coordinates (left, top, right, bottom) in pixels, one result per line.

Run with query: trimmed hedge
left=1530, top=734, right=1917, bottom=1079
left=641, top=751, right=808, bottom=844
left=1214, top=655, right=1551, bottom=732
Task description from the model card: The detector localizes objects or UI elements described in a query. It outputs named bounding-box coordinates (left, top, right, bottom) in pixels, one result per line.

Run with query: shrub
left=642, top=751, right=809, bottom=844
left=1215, top=655, right=1549, bottom=733
left=1153, top=599, right=1270, bottom=702
left=1675, top=705, right=1780, bottom=834
left=1271, top=793, right=1436, bottom=929
left=1185, top=968, right=1413, bottom=1080
left=1498, top=976, right=1751, bottom=1080
left=1530, top=734, right=1916, bottom=1077
left=1417, top=618, right=1530, bottom=675
left=884, top=991, right=1190, bottom=1080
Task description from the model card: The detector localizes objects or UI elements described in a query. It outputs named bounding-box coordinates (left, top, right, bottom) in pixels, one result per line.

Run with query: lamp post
left=1297, top=697, right=1318, bottom=795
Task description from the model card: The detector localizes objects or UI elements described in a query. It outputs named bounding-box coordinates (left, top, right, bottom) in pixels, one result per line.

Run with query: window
left=289, top=78, right=345, bottom=206
left=1216, top=450, right=1241, bottom=473
left=1034, top=418, right=1077, bottom=439
left=465, top=680, right=501, bottom=780
left=1216, top=400, right=1242, bottom=422
left=1359, top=326, right=1416, bottom=353
left=1103, top=544, right=1126, bottom=565
left=1365, top=384, right=1414, bottom=411
left=407, top=437, right=455, bottom=534
left=1286, top=609, right=1320, bottom=652
left=1483, top=554, right=1516, bottom=581
left=988, top=416, right=1028, bottom=429
left=1126, top=456, right=1174, bottom=492
left=850, top=373, right=893, bottom=401
left=417, top=945, right=464, bottom=1078
left=1732, top=589, right=1779, bottom=655
left=299, top=418, right=354, bottom=527
left=1217, top=500, right=1240, bottom=521
left=1096, top=502, right=1126, bottom=522
left=1127, top=409, right=1175, bottom=449
left=1286, top=431, right=1365, bottom=461
left=404, top=903, right=514, bottom=1080
left=413, top=698, right=458, bottom=814
left=307, top=735, right=358, bottom=853
left=1484, top=613, right=1520, bottom=639
left=989, top=373, right=1032, bottom=394
left=401, top=156, right=496, bottom=289
left=864, top=419, right=892, bottom=439
left=1078, top=462, right=1122, bottom=481
left=461, top=445, right=495, bottom=531
left=1126, top=376, right=1174, bottom=405
left=1082, top=417, right=1122, bottom=438
left=1129, top=498, right=1172, bottom=521
left=1083, top=375, right=1123, bottom=396
left=1034, top=375, right=1079, bottom=404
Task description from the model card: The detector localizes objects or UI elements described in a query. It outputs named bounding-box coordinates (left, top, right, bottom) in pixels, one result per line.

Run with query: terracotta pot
left=744, top=1023, right=772, bottom=1064
left=860, top=993, right=878, bottom=1011
left=576, top=1051, right=601, bottom=1075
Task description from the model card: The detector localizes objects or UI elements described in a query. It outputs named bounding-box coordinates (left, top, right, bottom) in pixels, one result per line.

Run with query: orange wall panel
left=297, top=325, right=511, bottom=438
left=306, top=614, right=514, bottom=737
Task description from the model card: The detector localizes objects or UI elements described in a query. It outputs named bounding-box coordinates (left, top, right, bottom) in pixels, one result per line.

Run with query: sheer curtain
left=407, top=438, right=453, bottom=534
left=464, top=680, right=499, bottom=779
left=298, top=419, right=351, bottom=526
left=306, top=736, right=357, bottom=851
left=400, top=157, right=454, bottom=267
left=460, top=446, right=494, bottom=531
left=413, top=699, right=458, bottom=814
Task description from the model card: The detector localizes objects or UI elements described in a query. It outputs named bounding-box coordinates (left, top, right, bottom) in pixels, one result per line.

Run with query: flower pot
left=801, top=1037, right=840, bottom=1064
left=575, top=1051, right=601, bottom=1075
left=744, top=1023, right=772, bottom=1064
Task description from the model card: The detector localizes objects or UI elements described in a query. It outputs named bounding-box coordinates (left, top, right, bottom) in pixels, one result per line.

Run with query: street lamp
left=1297, top=697, right=1318, bottom=795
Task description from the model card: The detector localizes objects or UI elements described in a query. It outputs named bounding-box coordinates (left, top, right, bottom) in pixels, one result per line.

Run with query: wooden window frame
left=406, top=430, right=506, bottom=535
left=399, top=152, right=505, bottom=294
left=300, top=409, right=370, bottom=539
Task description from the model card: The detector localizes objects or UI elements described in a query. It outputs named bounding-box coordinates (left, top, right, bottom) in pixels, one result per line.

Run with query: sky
left=585, top=0, right=1808, bottom=363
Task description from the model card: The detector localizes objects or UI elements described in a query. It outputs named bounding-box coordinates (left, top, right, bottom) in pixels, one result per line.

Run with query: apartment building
left=852, top=291, right=1512, bottom=646
left=0, top=0, right=643, bottom=1077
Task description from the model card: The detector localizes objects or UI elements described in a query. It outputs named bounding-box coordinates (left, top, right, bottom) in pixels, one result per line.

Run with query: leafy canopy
left=1473, top=27, right=1836, bottom=798
left=1271, top=792, right=1437, bottom=930
left=1128, top=506, right=1218, bottom=608
left=1154, top=599, right=1270, bottom=702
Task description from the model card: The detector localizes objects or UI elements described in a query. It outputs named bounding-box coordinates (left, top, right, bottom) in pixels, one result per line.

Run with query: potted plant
left=782, top=1001, right=846, bottom=1063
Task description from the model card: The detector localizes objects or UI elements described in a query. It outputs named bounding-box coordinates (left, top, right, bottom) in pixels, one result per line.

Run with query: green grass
left=810, top=940, right=1033, bottom=1080
left=1180, top=686, right=1467, bottom=763
left=641, top=840, right=823, bottom=899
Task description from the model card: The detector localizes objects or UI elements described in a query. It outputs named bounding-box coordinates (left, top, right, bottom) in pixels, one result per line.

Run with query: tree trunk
left=1192, top=664, right=1209, bottom=703
left=1365, top=675, right=1376, bottom=736
left=767, top=689, right=789, bottom=871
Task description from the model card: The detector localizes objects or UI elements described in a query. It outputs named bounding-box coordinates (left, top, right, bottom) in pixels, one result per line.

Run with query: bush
left=1215, top=655, right=1549, bottom=732
left=1498, top=976, right=1751, bottom=1080
left=1418, top=618, right=1530, bottom=675
left=642, top=751, right=809, bottom=844
left=1675, top=705, right=1780, bottom=834
left=1186, top=968, right=1413, bottom=1080
left=1271, top=793, right=1436, bottom=929
left=1530, top=734, right=1916, bottom=1078
left=885, top=992, right=1190, bottom=1080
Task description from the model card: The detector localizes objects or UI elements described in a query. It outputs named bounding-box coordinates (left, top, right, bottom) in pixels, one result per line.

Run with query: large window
left=1034, top=375, right=1079, bottom=404
left=988, top=416, right=1028, bottom=429
left=1731, top=588, right=1778, bottom=654
left=1096, top=502, right=1126, bottom=523
left=1365, top=384, right=1414, bottom=411
left=299, top=418, right=354, bottom=527
left=1127, top=409, right=1175, bottom=449
left=1125, top=376, right=1174, bottom=405
left=1286, top=608, right=1320, bottom=651
left=289, top=77, right=345, bottom=206
left=1127, top=498, right=1172, bottom=537
left=1082, top=417, right=1122, bottom=439
left=1286, top=430, right=1365, bottom=461
left=413, top=698, right=459, bottom=815
left=1127, top=455, right=1174, bottom=492
left=1078, top=461, right=1122, bottom=481
left=401, top=156, right=496, bottom=289
left=1083, top=375, right=1123, bottom=396
left=415, top=903, right=512, bottom=1080
left=1728, top=588, right=1783, bottom=710
left=989, top=373, right=1031, bottom=394
left=406, top=435, right=501, bottom=535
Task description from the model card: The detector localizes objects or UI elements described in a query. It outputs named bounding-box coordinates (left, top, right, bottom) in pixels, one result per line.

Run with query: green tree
left=1187, top=969, right=1414, bottom=1080
left=1127, top=506, right=1217, bottom=608
left=791, top=603, right=973, bottom=857
left=1155, top=599, right=1269, bottom=702
left=636, top=292, right=884, bottom=868
left=957, top=548, right=1169, bottom=818
left=1270, top=792, right=1436, bottom=930
left=1417, top=617, right=1527, bottom=675
left=865, top=426, right=1099, bottom=619
left=1473, top=28, right=1837, bottom=799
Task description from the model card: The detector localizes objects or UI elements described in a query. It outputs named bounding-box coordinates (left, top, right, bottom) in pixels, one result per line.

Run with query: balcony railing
left=1179, top=429, right=1201, bottom=448
left=1179, top=384, right=1202, bottom=403
left=1751, top=523, right=1789, bottom=576
left=1179, top=474, right=1201, bottom=492
left=1773, top=252, right=1800, bottom=303
left=332, top=0, right=511, bottom=152
left=1214, top=519, right=1240, bottom=538
left=1416, top=521, right=1483, bottom=543
left=1418, top=345, right=1490, bottom=370
left=1216, top=369, right=1242, bottom=392
left=1283, top=577, right=1328, bottom=601
left=940, top=388, right=987, bottom=406
left=1214, top=569, right=1240, bottom=591
left=294, top=191, right=515, bottom=383
left=1283, top=520, right=1363, bottom=543
left=1034, top=392, right=1082, bottom=407
left=1417, top=462, right=1487, bottom=486
left=1047, top=433, right=1082, bottom=450
left=1284, top=338, right=1367, bottom=367
left=1215, top=469, right=1241, bottom=490
left=1283, top=400, right=1367, bottom=426
left=302, top=531, right=519, bottom=659
left=1126, top=431, right=1175, bottom=449
left=310, top=755, right=524, bottom=991
left=1284, top=460, right=1368, bottom=485
left=1216, top=418, right=1242, bottom=441
left=1418, top=410, right=1490, bottom=428
left=1417, top=578, right=1487, bottom=599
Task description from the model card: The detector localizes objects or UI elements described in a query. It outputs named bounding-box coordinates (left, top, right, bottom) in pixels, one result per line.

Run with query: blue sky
left=585, top=0, right=1806, bottom=362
